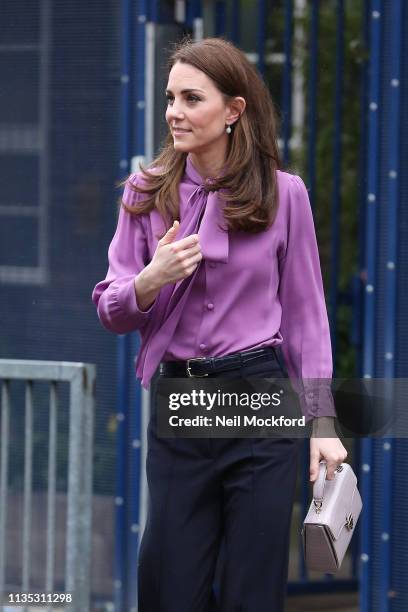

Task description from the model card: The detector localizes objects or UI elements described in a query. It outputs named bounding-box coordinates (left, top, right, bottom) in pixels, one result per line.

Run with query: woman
left=92, top=37, right=347, bottom=612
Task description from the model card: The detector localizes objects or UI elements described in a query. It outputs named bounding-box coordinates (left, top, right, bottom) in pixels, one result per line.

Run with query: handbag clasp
left=345, top=513, right=354, bottom=530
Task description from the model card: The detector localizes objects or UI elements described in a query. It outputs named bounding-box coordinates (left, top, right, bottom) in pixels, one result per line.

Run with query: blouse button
left=207, top=303, right=214, bottom=311
left=199, top=343, right=207, bottom=351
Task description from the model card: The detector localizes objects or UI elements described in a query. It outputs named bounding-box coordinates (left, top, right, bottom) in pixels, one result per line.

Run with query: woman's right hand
left=148, top=220, right=202, bottom=287
left=134, top=221, right=202, bottom=312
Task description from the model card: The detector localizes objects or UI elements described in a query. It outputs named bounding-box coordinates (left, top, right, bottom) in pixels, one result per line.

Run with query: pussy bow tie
left=135, top=156, right=229, bottom=388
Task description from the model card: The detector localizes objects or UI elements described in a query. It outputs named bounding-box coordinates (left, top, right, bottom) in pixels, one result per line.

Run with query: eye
left=165, top=94, right=201, bottom=105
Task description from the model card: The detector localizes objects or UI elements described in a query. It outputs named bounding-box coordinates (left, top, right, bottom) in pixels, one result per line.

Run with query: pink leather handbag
left=302, top=461, right=363, bottom=573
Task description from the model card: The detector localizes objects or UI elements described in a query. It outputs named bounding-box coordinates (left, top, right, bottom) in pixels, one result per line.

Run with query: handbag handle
left=313, top=461, right=344, bottom=511
left=313, top=461, right=328, bottom=503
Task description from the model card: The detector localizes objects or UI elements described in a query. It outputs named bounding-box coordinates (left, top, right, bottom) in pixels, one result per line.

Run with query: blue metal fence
left=363, top=2, right=405, bottom=611
left=359, top=3, right=381, bottom=605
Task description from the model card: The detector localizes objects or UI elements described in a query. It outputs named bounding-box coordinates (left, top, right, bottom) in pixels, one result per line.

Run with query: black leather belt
left=159, top=347, right=279, bottom=378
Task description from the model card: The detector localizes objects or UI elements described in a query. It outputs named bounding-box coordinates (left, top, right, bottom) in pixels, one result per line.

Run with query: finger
left=159, top=225, right=178, bottom=246
left=309, top=449, right=320, bottom=482
left=326, top=459, right=338, bottom=480
left=177, top=243, right=202, bottom=259
left=159, top=221, right=180, bottom=245
left=172, top=233, right=200, bottom=251
left=309, top=464, right=318, bottom=482
left=179, top=255, right=202, bottom=277
left=169, top=246, right=201, bottom=269
left=183, top=264, right=199, bottom=277
left=183, top=253, right=203, bottom=269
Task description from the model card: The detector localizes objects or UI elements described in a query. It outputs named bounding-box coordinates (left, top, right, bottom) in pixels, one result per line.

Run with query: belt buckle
left=186, top=357, right=208, bottom=378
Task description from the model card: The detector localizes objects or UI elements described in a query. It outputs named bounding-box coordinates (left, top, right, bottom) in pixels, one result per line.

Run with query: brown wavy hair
left=122, top=36, right=283, bottom=233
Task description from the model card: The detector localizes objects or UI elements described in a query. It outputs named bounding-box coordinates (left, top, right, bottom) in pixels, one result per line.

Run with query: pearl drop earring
left=226, top=124, right=232, bottom=134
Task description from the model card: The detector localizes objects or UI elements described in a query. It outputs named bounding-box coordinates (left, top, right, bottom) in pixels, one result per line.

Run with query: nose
left=166, top=101, right=185, bottom=122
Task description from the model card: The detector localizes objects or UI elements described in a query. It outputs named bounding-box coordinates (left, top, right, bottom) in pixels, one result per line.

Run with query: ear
left=225, top=96, right=246, bottom=125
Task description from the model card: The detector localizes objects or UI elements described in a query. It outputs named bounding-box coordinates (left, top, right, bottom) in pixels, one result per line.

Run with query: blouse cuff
left=298, top=379, right=338, bottom=421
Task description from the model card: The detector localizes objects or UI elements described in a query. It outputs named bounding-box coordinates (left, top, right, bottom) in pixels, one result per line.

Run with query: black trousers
left=138, top=350, right=302, bottom=612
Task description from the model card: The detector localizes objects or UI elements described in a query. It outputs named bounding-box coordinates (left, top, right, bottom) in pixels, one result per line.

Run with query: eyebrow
left=165, top=88, right=205, bottom=94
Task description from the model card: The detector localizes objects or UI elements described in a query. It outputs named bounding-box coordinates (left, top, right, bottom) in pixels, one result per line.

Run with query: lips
left=172, top=127, right=191, bottom=133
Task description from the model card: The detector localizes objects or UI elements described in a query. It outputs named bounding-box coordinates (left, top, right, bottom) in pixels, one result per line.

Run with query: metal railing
left=0, top=360, right=95, bottom=612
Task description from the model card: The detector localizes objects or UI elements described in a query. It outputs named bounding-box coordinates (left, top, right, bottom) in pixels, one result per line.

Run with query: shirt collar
left=185, top=154, right=224, bottom=187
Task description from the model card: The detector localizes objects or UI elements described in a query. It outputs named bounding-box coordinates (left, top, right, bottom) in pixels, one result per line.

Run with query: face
left=165, top=62, right=232, bottom=156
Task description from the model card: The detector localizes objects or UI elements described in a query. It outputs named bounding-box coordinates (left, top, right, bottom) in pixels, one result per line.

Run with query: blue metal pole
left=360, top=2, right=383, bottom=611
left=257, top=0, right=266, bottom=76
left=282, top=0, right=293, bottom=166
left=115, top=1, right=133, bottom=609
left=115, top=336, right=131, bottom=612
left=193, top=0, right=204, bottom=40
left=383, top=10, right=401, bottom=377
left=127, top=336, right=143, bottom=612
left=186, top=0, right=202, bottom=30
left=127, top=1, right=148, bottom=610
left=362, top=9, right=381, bottom=377
left=294, top=1, right=352, bottom=591
left=230, top=0, right=241, bottom=45
left=378, top=1, right=402, bottom=610
left=355, top=0, right=370, bottom=366
left=307, top=0, right=319, bottom=214
left=299, top=1, right=319, bottom=583
left=351, top=0, right=369, bottom=580
left=215, top=0, right=226, bottom=36
left=134, top=0, right=147, bottom=155
left=148, top=0, right=158, bottom=21
left=328, top=0, right=344, bottom=372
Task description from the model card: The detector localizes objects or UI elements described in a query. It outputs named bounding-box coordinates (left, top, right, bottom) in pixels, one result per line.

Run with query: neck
left=188, top=150, right=227, bottom=180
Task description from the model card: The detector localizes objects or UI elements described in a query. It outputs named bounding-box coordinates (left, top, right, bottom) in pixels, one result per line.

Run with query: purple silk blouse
left=92, top=155, right=336, bottom=419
